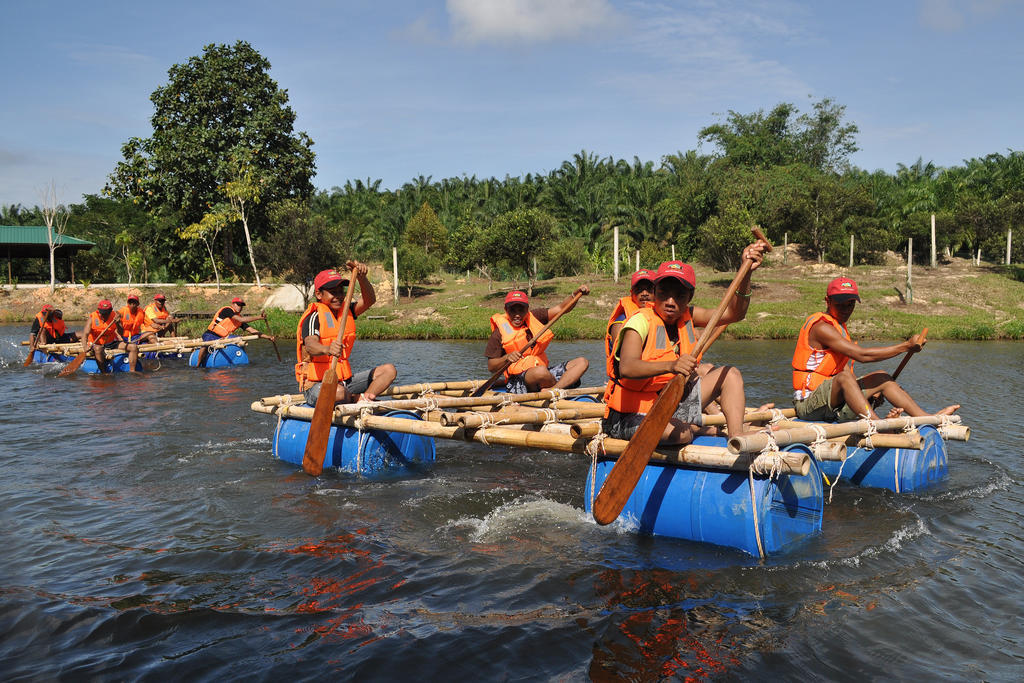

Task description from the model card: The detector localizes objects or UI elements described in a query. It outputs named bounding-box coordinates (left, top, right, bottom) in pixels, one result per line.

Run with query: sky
left=2, top=0, right=1022, bottom=208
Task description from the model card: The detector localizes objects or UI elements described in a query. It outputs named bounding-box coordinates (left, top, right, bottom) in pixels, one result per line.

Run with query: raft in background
left=26, top=334, right=258, bottom=370
left=30, top=349, right=141, bottom=373
left=188, top=343, right=249, bottom=368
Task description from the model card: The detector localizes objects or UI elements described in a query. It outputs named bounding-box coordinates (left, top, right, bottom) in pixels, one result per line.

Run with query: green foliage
left=444, top=209, right=484, bottom=272
left=405, top=202, right=447, bottom=257
left=637, top=240, right=674, bottom=270
left=696, top=202, right=755, bottom=270
left=397, top=242, right=440, bottom=298
left=480, top=208, right=558, bottom=290
left=539, top=237, right=589, bottom=277
left=256, top=199, right=346, bottom=305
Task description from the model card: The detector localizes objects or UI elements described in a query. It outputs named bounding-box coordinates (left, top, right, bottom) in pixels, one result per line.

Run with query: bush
left=540, top=238, right=589, bottom=277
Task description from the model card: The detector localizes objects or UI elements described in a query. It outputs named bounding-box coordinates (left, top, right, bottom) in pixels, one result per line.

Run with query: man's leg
left=523, top=365, right=556, bottom=392
left=553, top=356, right=588, bottom=389
left=700, top=364, right=747, bottom=437
left=361, top=364, right=397, bottom=401
left=127, top=342, right=139, bottom=372
left=857, top=371, right=958, bottom=417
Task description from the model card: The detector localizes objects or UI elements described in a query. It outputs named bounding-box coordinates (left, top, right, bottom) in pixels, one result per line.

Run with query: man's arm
left=349, top=261, right=376, bottom=316
left=691, top=241, right=767, bottom=327
left=811, top=323, right=923, bottom=363
left=545, top=286, right=589, bottom=319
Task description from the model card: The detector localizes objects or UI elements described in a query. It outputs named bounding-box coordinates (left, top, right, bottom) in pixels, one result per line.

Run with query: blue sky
left=2, top=0, right=1022, bottom=208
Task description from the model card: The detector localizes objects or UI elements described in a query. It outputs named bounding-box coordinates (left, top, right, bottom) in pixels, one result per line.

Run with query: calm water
left=1, top=324, right=1021, bottom=680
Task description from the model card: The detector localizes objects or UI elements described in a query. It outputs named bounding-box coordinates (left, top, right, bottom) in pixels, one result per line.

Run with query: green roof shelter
left=1, top=225, right=95, bottom=285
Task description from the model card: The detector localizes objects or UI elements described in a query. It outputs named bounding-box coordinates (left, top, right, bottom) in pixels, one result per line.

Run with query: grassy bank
left=6, top=252, right=1023, bottom=341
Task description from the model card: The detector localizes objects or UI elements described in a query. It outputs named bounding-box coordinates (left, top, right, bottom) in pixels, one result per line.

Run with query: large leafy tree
left=105, top=40, right=315, bottom=274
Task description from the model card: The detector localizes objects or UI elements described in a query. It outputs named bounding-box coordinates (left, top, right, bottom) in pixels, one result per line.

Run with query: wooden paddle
left=23, top=334, right=38, bottom=366
left=592, top=228, right=771, bottom=525
left=58, top=315, right=118, bottom=377
left=258, top=312, right=283, bottom=362
left=302, top=268, right=358, bottom=476
left=471, top=289, right=585, bottom=397
left=870, top=327, right=927, bottom=408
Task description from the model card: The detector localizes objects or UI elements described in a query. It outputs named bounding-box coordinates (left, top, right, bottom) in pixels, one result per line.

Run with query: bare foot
left=358, top=392, right=377, bottom=402
left=886, top=406, right=905, bottom=418
left=936, top=404, right=960, bottom=416
left=754, top=402, right=775, bottom=412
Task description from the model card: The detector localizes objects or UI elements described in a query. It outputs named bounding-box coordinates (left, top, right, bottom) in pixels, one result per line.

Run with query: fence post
left=849, top=234, right=854, bottom=268
left=635, top=250, right=640, bottom=271
left=671, top=244, right=675, bottom=260
left=392, top=246, right=399, bottom=305
left=613, top=225, right=619, bottom=283
left=1007, top=228, right=1013, bottom=265
left=783, top=232, right=788, bottom=265
left=930, top=214, right=937, bottom=268
left=906, top=238, right=913, bottom=305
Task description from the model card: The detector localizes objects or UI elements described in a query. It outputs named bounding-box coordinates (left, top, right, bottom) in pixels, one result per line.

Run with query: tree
left=256, top=200, right=346, bottom=306
left=405, top=202, right=447, bottom=256
left=39, top=181, right=69, bottom=292
left=222, top=150, right=266, bottom=286
left=480, top=208, right=558, bottom=294
left=179, top=208, right=229, bottom=290
left=105, top=41, right=315, bottom=273
left=396, top=242, right=439, bottom=298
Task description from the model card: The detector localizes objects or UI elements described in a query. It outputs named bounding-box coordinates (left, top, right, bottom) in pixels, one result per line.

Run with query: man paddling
left=791, top=277, right=958, bottom=421
left=602, top=244, right=768, bottom=444
left=197, top=296, right=273, bottom=367
left=27, top=304, right=55, bottom=354
left=484, top=287, right=590, bottom=394
left=296, top=263, right=396, bottom=405
left=79, top=300, right=130, bottom=373
left=605, top=269, right=655, bottom=364
left=38, top=308, right=79, bottom=344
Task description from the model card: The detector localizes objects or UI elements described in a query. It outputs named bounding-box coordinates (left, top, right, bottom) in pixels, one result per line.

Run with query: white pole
left=1007, top=229, right=1013, bottom=265
left=784, top=232, right=788, bottom=265
left=635, top=250, right=640, bottom=271
left=906, top=238, right=913, bottom=305
left=392, top=246, right=399, bottom=305
left=613, top=225, right=619, bottom=282
left=930, top=214, right=937, bottom=268
left=671, top=244, right=675, bottom=260
left=849, top=234, right=854, bottom=268
left=976, top=247, right=981, bottom=266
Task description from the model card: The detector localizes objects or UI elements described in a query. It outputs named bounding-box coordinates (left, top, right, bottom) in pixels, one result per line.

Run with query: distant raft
left=30, top=350, right=142, bottom=373
left=26, top=334, right=258, bottom=371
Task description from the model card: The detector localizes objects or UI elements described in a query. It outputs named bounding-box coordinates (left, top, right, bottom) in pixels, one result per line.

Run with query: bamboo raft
left=251, top=381, right=967, bottom=556
left=26, top=334, right=258, bottom=371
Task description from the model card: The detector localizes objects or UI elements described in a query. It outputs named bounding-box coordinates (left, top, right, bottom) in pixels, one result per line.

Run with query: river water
left=1, top=324, right=1021, bottom=680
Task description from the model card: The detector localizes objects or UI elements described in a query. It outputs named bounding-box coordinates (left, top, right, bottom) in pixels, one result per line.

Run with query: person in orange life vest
left=791, top=277, right=959, bottom=422
left=196, top=296, right=274, bottom=367
left=484, top=286, right=590, bottom=394
left=297, top=263, right=397, bottom=406
left=79, top=299, right=129, bottom=373
left=602, top=243, right=767, bottom=444
left=27, top=304, right=55, bottom=352
left=140, top=293, right=179, bottom=341
left=605, top=269, right=656, bottom=365
left=114, top=295, right=147, bottom=371
left=39, top=309, right=79, bottom=344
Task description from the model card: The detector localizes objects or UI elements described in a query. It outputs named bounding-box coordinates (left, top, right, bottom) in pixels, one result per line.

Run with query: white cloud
left=446, top=0, right=618, bottom=44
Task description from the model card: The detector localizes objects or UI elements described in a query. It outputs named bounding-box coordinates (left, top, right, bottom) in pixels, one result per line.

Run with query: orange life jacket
left=119, top=306, right=147, bottom=338
left=142, top=303, right=169, bottom=333
left=604, top=306, right=696, bottom=415
left=791, top=311, right=855, bottom=400
left=207, top=307, right=241, bottom=337
left=87, top=311, right=119, bottom=345
left=34, top=310, right=48, bottom=329
left=295, top=301, right=356, bottom=389
left=42, top=317, right=66, bottom=342
left=605, top=295, right=652, bottom=372
left=489, top=311, right=552, bottom=379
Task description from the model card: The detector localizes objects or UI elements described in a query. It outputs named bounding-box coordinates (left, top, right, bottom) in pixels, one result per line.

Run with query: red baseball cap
left=313, top=269, right=348, bottom=291
left=127, top=294, right=139, bottom=303
left=826, top=277, right=860, bottom=301
left=41, top=304, right=54, bottom=312
left=654, top=261, right=696, bottom=288
left=231, top=297, right=245, bottom=305
left=98, top=299, right=113, bottom=310
left=630, top=269, right=656, bottom=288
left=154, top=293, right=166, bottom=301
left=504, top=290, right=529, bottom=306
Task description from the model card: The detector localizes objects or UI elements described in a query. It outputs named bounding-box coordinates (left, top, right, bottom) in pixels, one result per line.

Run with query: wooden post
left=930, top=214, right=937, bottom=268
left=392, top=246, right=399, bottom=305
left=906, top=237, right=913, bottom=305
left=1007, top=229, right=1013, bottom=265
left=671, top=244, right=675, bottom=260
left=849, top=234, right=854, bottom=268
left=635, top=250, right=639, bottom=271
left=783, top=232, right=788, bottom=265
left=976, top=247, right=981, bottom=266
left=613, top=224, right=619, bottom=283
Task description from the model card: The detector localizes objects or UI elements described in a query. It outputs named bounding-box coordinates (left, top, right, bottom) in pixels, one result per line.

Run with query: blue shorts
left=502, top=361, right=578, bottom=394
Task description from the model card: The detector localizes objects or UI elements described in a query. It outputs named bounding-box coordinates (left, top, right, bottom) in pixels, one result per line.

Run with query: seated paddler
left=484, top=287, right=589, bottom=394
left=197, top=296, right=274, bottom=367
left=296, top=263, right=397, bottom=406
left=605, top=269, right=655, bottom=364
left=602, top=245, right=767, bottom=445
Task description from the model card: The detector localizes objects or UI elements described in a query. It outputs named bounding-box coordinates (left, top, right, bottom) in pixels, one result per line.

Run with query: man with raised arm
left=296, top=263, right=397, bottom=406
left=484, top=287, right=590, bottom=394
left=196, top=296, right=273, bottom=367
left=792, top=277, right=959, bottom=421
left=602, top=241, right=768, bottom=444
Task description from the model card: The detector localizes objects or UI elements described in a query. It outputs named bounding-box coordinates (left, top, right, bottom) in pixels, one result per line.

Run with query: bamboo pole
left=445, top=403, right=606, bottom=428
left=250, top=403, right=809, bottom=475
left=382, top=379, right=487, bottom=395
left=728, top=414, right=963, bottom=454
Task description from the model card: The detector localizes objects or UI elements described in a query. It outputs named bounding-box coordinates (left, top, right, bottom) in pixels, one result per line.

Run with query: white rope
left=810, top=424, right=828, bottom=447
left=862, top=419, right=878, bottom=450
left=827, top=452, right=848, bottom=504
left=353, top=404, right=375, bottom=473
left=498, top=394, right=516, bottom=408
left=585, top=433, right=609, bottom=511
left=752, top=431, right=783, bottom=479
left=476, top=412, right=510, bottom=429
left=902, top=416, right=916, bottom=433
left=416, top=396, right=441, bottom=416
left=540, top=408, right=559, bottom=425
left=747, top=467, right=766, bottom=559
left=769, top=408, right=787, bottom=425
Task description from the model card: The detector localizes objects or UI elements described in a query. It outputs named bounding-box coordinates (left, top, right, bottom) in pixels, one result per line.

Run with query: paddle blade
left=301, top=366, right=339, bottom=476
left=58, top=352, right=88, bottom=378
left=23, top=350, right=34, bottom=367
left=591, top=374, right=689, bottom=525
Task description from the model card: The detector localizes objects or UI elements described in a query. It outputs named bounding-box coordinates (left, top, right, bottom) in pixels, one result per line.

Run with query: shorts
left=601, top=377, right=703, bottom=440
left=304, top=368, right=376, bottom=406
left=100, top=340, right=123, bottom=350
left=124, top=334, right=143, bottom=344
left=503, top=361, right=579, bottom=394
left=202, top=331, right=229, bottom=342
left=793, top=377, right=868, bottom=422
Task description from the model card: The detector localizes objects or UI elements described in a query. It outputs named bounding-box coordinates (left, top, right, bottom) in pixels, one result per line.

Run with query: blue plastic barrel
left=584, top=436, right=823, bottom=557
left=273, top=409, right=436, bottom=475
left=818, top=424, right=948, bottom=492
left=188, top=344, right=249, bottom=367
left=80, top=354, right=142, bottom=373
left=31, top=350, right=69, bottom=364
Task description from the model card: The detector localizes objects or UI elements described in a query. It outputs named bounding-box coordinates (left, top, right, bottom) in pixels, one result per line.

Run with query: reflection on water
left=0, top=326, right=1021, bottom=679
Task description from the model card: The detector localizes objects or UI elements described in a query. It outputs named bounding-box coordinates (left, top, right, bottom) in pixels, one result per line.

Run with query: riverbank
left=3, top=249, right=1022, bottom=340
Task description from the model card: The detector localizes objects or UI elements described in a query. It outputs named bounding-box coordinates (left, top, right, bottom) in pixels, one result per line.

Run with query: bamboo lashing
left=728, top=414, right=964, bottom=454
left=249, top=401, right=809, bottom=475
